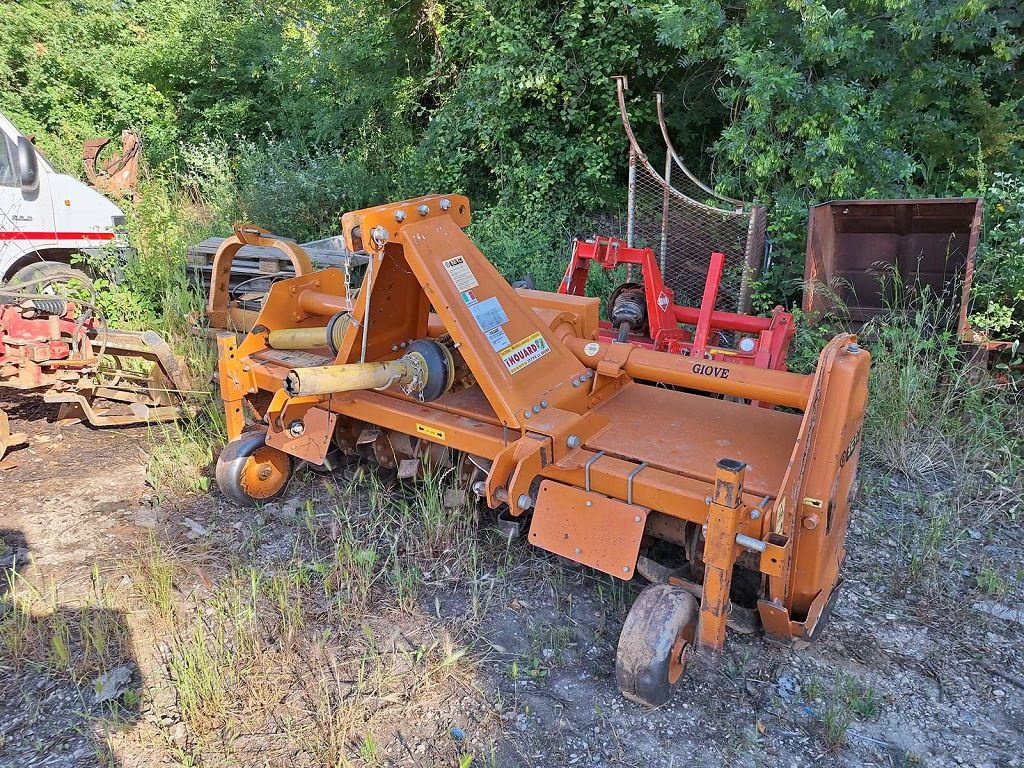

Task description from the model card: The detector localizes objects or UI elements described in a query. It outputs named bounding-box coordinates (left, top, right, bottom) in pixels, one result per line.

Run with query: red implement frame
left=0, top=299, right=191, bottom=459
left=559, top=236, right=795, bottom=370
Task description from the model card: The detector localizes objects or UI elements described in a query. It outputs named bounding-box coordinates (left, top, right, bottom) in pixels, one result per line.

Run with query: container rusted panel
left=803, top=198, right=983, bottom=338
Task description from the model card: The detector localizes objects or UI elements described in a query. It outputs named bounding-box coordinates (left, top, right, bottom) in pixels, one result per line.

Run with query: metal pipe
left=626, top=148, right=637, bottom=249
left=360, top=257, right=373, bottom=363
left=673, top=306, right=771, bottom=333
left=656, top=91, right=745, bottom=208
left=739, top=209, right=760, bottom=313
left=267, top=326, right=330, bottom=350
left=267, top=314, right=350, bottom=352
left=660, top=150, right=671, bottom=275
left=626, top=146, right=637, bottom=284
left=297, top=289, right=352, bottom=317
left=285, top=358, right=415, bottom=397
left=736, top=533, right=767, bottom=553
left=560, top=335, right=810, bottom=409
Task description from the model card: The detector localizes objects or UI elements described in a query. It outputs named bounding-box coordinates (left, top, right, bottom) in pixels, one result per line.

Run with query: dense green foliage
left=1, top=0, right=1021, bottom=326
left=972, top=173, right=1024, bottom=338
left=656, top=0, right=1024, bottom=299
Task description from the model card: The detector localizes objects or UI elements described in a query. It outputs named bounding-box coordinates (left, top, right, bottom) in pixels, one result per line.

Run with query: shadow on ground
left=0, top=527, right=141, bottom=768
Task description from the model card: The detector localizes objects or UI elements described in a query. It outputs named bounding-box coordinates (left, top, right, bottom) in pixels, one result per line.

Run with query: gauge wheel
left=615, top=583, right=698, bottom=707
left=216, top=430, right=294, bottom=507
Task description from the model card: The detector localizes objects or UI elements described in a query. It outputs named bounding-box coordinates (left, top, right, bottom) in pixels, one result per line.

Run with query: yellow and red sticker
left=501, top=332, right=550, bottom=374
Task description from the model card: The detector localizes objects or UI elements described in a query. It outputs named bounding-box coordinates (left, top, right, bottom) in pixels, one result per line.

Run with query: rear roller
left=216, top=430, right=294, bottom=506
left=615, top=583, right=698, bottom=707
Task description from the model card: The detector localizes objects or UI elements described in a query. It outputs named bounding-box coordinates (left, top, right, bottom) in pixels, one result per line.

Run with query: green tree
left=655, top=0, right=1024, bottom=301
left=412, top=0, right=680, bottom=211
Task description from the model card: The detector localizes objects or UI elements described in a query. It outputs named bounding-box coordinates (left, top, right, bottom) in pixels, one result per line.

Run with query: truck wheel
left=615, top=583, right=698, bottom=707
left=9, top=261, right=91, bottom=294
left=216, top=430, right=294, bottom=507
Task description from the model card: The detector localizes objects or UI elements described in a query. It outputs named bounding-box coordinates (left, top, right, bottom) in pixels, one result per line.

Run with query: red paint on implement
left=0, top=231, right=115, bottom=241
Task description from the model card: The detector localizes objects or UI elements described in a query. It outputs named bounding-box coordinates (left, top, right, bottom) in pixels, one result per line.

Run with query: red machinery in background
left=0, top=287, right=192, bottom=459
left=559, top=236, right=795, bottom=370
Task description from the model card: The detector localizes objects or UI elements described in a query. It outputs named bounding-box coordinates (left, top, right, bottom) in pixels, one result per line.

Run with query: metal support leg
left=661, top=153, right=671, bottom=276
left=696, top=458, right=747, bottom=655
left=217, top=333, right=248, bottom=442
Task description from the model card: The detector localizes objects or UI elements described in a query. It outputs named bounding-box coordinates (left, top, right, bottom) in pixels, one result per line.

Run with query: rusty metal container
left=803, top=198, right=983, bottom=340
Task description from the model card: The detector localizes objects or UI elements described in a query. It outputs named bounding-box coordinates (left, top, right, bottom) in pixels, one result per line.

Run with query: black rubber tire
left=9, top=261, right=91, bottom=293
left=215, top=430, right=294, bottom=507
left=615, top=583, right=699, bottom=707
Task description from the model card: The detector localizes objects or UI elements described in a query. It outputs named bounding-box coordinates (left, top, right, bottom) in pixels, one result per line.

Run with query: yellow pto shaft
left=267, top=312, right=351, bottom=352
left=284, top=358, right=418, bottom=397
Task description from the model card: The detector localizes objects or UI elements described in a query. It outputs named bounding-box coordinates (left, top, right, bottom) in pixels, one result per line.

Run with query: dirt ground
left=1, top=392, right=1023, bottom=768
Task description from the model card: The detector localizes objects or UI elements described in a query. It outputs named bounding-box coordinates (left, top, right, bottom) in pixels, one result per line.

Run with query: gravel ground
left=1, top=394, right=1022, bottom=767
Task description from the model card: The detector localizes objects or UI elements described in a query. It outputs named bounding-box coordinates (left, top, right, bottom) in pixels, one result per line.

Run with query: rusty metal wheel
left=216, top=430, right=293, bottom=507
left=615, top=583, right=698, bottom=707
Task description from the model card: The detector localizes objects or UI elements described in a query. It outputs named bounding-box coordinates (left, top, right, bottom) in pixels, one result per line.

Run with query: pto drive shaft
left=283, top=338, right=454, bottom=401
left=285, top=357, right=419, bottom=397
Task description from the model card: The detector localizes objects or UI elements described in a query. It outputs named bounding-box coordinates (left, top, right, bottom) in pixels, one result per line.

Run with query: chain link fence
left=616, top=78, right=766, bottom=313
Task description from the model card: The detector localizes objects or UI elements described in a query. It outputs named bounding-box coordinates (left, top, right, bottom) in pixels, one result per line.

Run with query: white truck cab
left=0, top=110, right=129, bottom=283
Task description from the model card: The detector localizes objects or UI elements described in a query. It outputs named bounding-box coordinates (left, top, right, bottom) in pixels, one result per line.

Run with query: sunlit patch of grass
left=0, top=569, right=132, bottom=686
left=286, top=625, right=474, bottom=766
left=167, top=577, right=262, bottom=732
left=854, top=280, right=1024, bottom=603
left=146, top=404, right=225, bottom=497
left=812, top=673, right=882, bottom=751
left=131, top=537, right=178, bottom=621
left=976, top=561, right=1008, bottom=595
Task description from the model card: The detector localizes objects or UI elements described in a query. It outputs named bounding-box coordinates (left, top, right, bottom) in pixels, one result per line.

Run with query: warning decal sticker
left=469, top=296, right=509, bottom=332
left=442, top=255, right=479, bottom=293
left=501, top=332, right=550, bottom=374
left=484, top=326, right=511, bottom=352
left=416, top=423, right=446, bottom=441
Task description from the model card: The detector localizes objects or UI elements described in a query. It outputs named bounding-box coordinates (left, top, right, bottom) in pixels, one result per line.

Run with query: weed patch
left=854, top=281, right=1023, bottom=599
left=810, top=673, right=882, bottom=751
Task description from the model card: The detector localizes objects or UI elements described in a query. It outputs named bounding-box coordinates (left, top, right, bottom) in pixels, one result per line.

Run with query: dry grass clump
left=134, top=464, right=506, bottom=764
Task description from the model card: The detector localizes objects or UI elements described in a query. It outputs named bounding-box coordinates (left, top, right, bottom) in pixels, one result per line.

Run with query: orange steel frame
left=206, top=223, right=344, bottom=333
left=217, top=194, right=871, bottom=652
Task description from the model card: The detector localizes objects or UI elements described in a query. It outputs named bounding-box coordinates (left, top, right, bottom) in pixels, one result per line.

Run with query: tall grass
left=855, top=278, right=1023, bottom=596
left=0, top=570, right=132, bottom=685
left=93, top=146, right=239, bottom=492
left=860, top=280, right=1023, bottom=483
left=146, top=404, right=225, bottom=496
left=167, top=578, right=262, bottom=732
